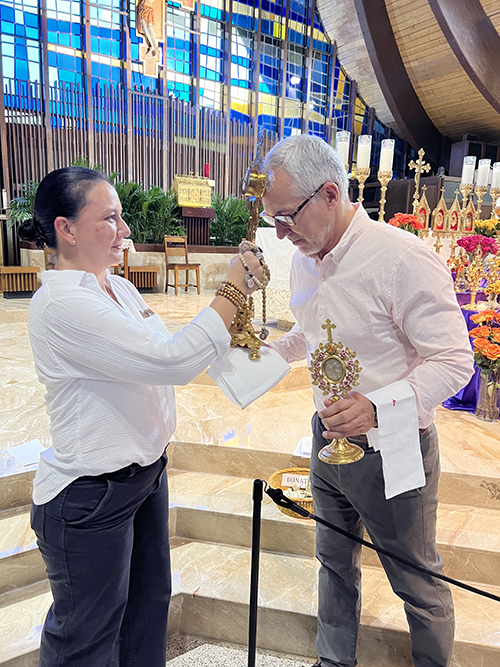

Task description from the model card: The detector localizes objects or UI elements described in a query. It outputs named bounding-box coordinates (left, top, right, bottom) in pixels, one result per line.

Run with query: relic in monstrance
left=309, top=319, right=365, bottom=464
left=228, top=131, right=272, bottom=360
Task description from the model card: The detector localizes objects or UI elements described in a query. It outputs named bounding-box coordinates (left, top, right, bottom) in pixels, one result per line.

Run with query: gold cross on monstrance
left=409, top=148, right=431, bottom=215
left=322, top=319, right=336, bottom=342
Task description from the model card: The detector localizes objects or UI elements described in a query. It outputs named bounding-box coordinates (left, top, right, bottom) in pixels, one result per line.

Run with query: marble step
left=170, top=469, right=500, bottom=587
left=167, top=425, right=500, bottom=512
left=0, top=580, right=51, bottom=666
left=3, top=470, right=499, bottom=597
left=170, top=541, right=500, bottom=667
left=0, top=506, right=45, bottom=596
left=1, top=532, right=499, bottom=666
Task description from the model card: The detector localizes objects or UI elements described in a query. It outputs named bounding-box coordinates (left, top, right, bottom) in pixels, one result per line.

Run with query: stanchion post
left=248, top=479, right=263, bottom=667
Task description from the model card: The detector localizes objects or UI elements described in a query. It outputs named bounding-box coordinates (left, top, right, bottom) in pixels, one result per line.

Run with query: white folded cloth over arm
left=365, top=380, right=425, bottom=500
left=207, top=346, right=291, bottom=409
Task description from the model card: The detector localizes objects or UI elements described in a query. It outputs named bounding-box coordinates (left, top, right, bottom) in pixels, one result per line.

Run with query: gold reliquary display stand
left=172, top=174, right=212, bottom=208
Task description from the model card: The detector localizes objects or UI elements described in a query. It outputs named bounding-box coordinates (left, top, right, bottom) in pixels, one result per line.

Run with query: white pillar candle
left=491, top=162, right=500, bottom=189
left=379, top=139, right=395, bottom=172
left=357, top=135, right=372, bottom=169
left=476, top=159, right=491, bottom=187
left=461, top=156, right=476, bottom=184
left=336, top=131, right=351, bottom=167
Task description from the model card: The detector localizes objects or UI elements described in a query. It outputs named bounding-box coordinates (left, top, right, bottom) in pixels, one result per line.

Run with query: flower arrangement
left=474, top=218, right=500, bottom=238
left=388, top=213, right=424, bottom=236
left=457, top=235, right=498, bottom=256
left=469, top=311, right=500, bottom=372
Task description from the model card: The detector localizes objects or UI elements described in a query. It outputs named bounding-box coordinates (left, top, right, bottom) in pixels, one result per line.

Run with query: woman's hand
left=227, top=251, right=266, bottom=295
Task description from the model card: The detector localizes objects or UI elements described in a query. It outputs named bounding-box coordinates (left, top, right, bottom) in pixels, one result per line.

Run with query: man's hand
left=318, top=392, right=376, bottom=439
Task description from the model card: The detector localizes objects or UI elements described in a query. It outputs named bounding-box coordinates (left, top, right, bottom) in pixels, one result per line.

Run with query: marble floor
left=2, top=290, right=500, bottom=471
left=1, top=290, right=500, bottom=666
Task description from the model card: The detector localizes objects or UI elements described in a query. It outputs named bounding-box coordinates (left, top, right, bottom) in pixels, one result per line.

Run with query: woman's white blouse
left=28, top=269, right=230, bottom=505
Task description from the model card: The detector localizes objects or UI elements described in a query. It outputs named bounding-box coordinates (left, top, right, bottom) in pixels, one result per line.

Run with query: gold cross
left=409, top=148, right=431, bottom=215
left=321, top=319, right=336, bottom=342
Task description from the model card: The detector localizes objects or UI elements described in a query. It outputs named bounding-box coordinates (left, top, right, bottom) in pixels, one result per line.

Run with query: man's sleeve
left=389, top=244, right=475, bottom=419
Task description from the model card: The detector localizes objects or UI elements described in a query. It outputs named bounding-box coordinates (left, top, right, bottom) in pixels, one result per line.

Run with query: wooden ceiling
left=317, top=0, right=500, bottom=149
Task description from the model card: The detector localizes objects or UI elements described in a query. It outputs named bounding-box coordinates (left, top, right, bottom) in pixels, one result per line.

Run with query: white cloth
left=270, top=204, right=474, bottom=497
left=208, top=346, right=291, bottom=409
left=365, top=381, right=424, bottom=498
left=28, top=269, right=230, bottom=504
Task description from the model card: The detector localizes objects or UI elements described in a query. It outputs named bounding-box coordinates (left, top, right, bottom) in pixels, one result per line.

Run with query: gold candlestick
left=489, top=187, right=500, bottom=216
left=355, top=167, right=370, bottom=204
left=377, top=170, right=392, bottom=222
left=459, top=183, right=473, bottom=226
left=475, top=185, right=488, bottom=220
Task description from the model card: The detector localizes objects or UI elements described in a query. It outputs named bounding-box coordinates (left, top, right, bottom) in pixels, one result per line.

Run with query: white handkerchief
left=366, top=380, right=425, bottom=500
left=7, top=439, right=45, bottom=467
left=208, top=346, right=291, bottom=409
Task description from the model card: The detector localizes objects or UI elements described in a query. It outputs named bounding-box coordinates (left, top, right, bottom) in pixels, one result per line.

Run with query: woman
left=18, top=167, right=264, bottom=667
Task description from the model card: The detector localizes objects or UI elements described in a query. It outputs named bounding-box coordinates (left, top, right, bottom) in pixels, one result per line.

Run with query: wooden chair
left=164, top=235, right=200, bottom=295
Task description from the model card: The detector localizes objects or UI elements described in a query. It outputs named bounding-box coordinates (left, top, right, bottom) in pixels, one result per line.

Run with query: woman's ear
left=54, top=217, right=75, bottom=246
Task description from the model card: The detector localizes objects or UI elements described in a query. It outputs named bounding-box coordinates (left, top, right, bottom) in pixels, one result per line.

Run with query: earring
left=72, top=240, right=76, bottom=245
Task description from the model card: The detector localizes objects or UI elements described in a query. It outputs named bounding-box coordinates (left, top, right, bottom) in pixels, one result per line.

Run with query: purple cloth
left=455, top=292, right=486, bottom=307
left=442, top=308, right=480, bottom=412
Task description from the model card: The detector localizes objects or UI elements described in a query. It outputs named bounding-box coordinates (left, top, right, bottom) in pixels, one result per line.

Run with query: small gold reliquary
left=172, top=175, right=212, bottom=208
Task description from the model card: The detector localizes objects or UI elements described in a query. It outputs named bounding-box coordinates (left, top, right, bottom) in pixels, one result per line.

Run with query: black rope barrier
left=263, top=481, right=500, bottom=604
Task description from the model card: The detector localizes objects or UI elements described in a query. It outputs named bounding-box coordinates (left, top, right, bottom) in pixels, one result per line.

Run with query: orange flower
left=469, top=325, right=491, bottom=338
left=482, top=311, right=496, bottom=322
left=473, top=337, right=490, bottom=351
left=483, top=343, right=500, bottom=361
left=492, top=330, right=500, bottom=344
left=471, top=313, right=486, bottom=324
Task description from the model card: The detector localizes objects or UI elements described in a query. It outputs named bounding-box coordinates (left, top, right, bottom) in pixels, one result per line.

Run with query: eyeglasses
left=260, top=183, right=326, bottom=228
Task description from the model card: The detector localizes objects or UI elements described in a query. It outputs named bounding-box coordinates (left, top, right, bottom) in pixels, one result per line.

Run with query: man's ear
left=323, top=182, right=341, bottom=210
left=53, top=217, right=75, bottom=246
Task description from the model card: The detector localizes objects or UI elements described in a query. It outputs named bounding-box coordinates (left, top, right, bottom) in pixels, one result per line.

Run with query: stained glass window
left=0, top=0, right=400, bottom=165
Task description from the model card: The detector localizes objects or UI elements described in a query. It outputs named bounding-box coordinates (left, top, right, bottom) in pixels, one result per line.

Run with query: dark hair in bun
left=17, top=167, right=108, bottom=249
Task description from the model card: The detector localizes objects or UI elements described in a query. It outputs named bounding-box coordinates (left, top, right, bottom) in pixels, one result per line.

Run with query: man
left=263, top=134, right=474, bottom=667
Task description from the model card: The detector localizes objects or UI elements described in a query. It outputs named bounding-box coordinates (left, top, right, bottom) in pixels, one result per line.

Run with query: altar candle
left=379, top=139, right=395, bottom=172
left=461, top=156, right=476, bottom=184
left=491, top=162, right=500, bottom=189
left=357, top=135, right=372, bottom=169
left=336, top=131, right=350, bottom=168
left=476, top=159, right=490, bottom=187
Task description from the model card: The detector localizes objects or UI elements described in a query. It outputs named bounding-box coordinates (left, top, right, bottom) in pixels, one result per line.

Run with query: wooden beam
left=0, top=37, right=9, bottom=266
left=224, top=0, right=233, bottom=196
left=252, top=0, right=263, bottom=158
left=41, top=0, right=54, bottom=173
left=325, top=41, right=337, bottom=145
left=353, top=0, right=443, bottom=166
left=194, top=0, right=201, bottom=176
left=279, top=0, right=290, bottom=140
left=84, top=0, right=94, bottom=167
left=303, top=0, right=316, bottom=133
left=124, top=1, right=133, bottom=181
left=428, top=0, right=500, bottom=115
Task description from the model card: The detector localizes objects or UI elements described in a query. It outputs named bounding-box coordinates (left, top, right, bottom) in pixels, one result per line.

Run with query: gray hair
left=263, top=134, right=349, bottom=201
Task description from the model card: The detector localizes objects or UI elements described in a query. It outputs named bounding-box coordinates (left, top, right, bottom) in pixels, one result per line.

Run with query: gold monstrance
left=229, top=133, right=272, bottom=360
left=309, top=319, right=365, bottom=464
